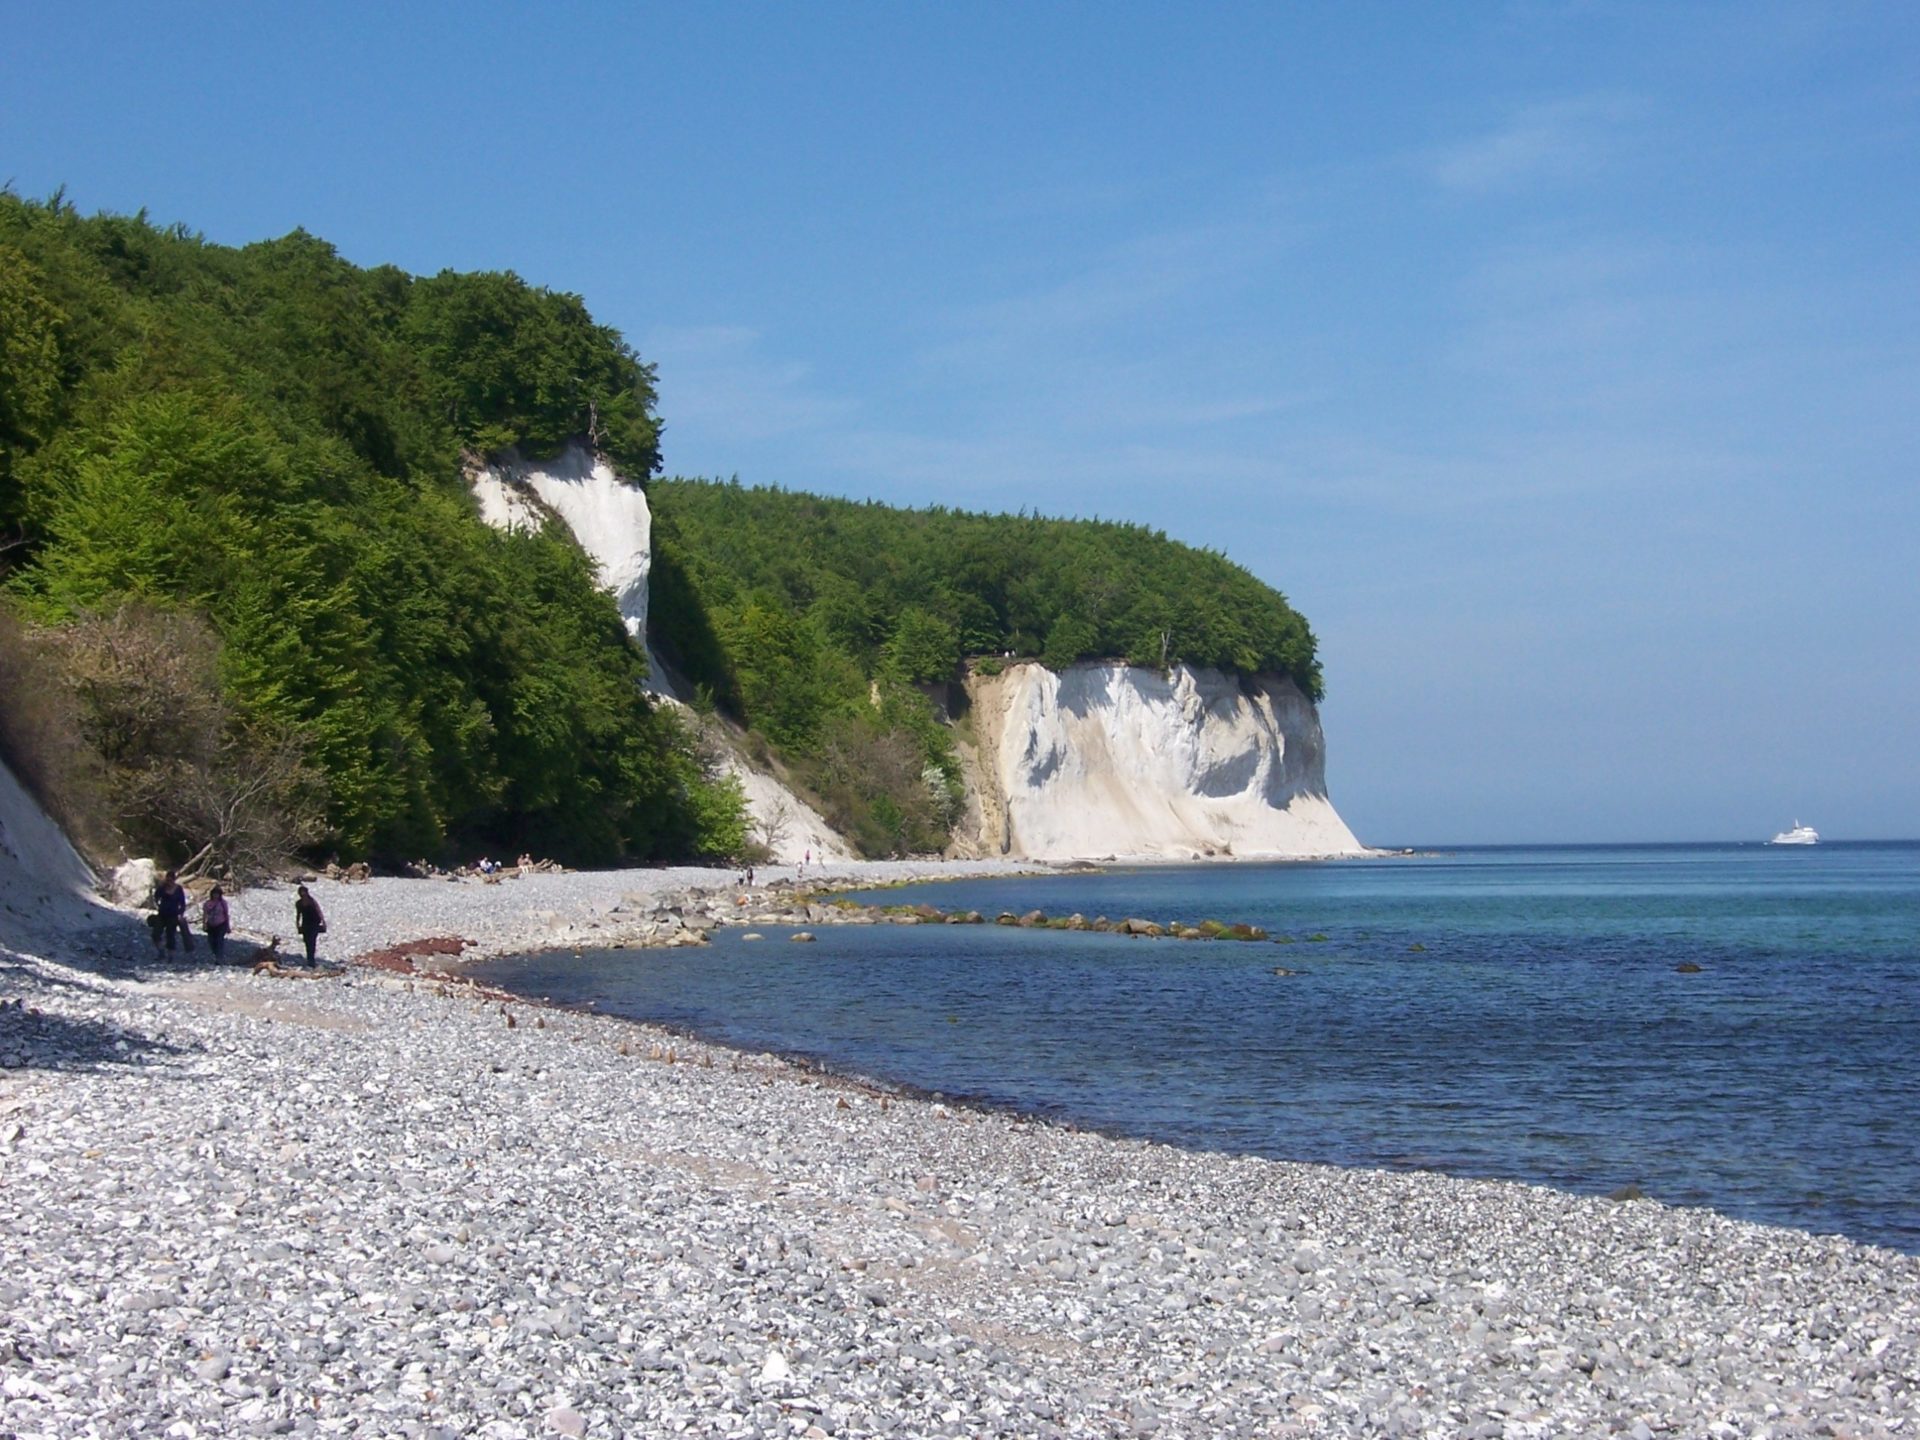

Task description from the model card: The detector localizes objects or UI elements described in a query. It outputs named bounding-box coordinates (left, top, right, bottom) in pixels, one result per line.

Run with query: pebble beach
left=3, top=863, right=1917, bottom=1438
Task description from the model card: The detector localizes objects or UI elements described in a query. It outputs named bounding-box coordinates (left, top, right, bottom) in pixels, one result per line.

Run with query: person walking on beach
left=293, top=884, right=326, bottom=967
left=153, top=870, right=189, bottom=954
left=201, top=884, right=231, bottom=960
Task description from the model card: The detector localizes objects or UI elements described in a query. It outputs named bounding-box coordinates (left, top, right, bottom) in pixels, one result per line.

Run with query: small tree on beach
left=43, top=603, right=323, bottom=880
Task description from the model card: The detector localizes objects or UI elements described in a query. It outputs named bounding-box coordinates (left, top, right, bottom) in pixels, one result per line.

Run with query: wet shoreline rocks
left=562, top=885, right=1279, bottom=955
left=239, top=859, right=1286, bottom=967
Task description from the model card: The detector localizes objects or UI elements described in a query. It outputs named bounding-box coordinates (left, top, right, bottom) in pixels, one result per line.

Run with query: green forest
left=0, top=192, right=1322, bottom=868
left=0, top=191, right=740, bottom=873
left=649, top=481, right=1321, bottom=855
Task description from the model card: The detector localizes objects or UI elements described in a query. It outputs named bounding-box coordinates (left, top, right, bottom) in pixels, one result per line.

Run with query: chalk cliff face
left=710, top=738, right=854, bottom=865
left=469, top=443, right=678, bottom=698
left=0, top=757, right=111, bottom=957
left=470, top=452, right=1359, bottom=864
left=469, top=445, right=845, bottom=862
left=955, top=661, right=1363, bottom=861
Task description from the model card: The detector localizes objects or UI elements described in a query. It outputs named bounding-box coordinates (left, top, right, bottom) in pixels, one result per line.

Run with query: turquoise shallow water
left=471, top=842, right=1920, bottom=1252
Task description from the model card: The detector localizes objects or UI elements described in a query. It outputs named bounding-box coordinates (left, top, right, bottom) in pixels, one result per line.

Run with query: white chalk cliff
left=470, top=448, right=1359, bottom=864
left=468, top=444, right=847, bottom=862
left=954, top=661, right=1363, bottom=861
left=0, top=757, right=116, bottom=957
left=709, top=732, right=854, bottom=866
left=469, top=444, right=679, bottom=698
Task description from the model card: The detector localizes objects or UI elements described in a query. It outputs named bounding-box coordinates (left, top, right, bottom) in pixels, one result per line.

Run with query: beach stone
left=2, top=854, right=1916, bottom=1440
left=194, top=1352, right=231, bottom=1382
left=107, top=857, right=157, bottom=907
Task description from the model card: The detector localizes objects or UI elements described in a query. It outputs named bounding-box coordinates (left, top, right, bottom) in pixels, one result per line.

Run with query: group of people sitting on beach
left=474, top=853, right=538, bottom=877
left=147, top=871, right=328, bottom=967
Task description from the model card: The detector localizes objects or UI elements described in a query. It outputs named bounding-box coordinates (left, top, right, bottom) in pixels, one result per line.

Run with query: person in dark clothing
left=293, top=884, right=326, bottom=966
left=201, top=885, right=231, bottom=959
left=153, top=871, right=189, bottom=953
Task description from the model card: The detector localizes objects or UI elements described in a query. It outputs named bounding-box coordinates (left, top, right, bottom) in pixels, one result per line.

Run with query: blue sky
left=6, top=2, right=1917, bottom=843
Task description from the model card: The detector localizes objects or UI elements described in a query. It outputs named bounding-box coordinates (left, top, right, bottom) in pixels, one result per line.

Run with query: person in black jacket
left=293, top=884, right=326, bottom=966
left=153, top=870, right=190, bottom=954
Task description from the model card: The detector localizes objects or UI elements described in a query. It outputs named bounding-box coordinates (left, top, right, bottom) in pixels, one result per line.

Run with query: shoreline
left=4, top=861, right=1918, bottom=1436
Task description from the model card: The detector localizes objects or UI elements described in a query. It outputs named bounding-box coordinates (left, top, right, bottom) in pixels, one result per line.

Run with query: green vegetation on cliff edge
left=649, top=481, right=1322, bottom=855
left=0, top=193, right=1322, bottom=865
left=652, top=478, right=1321, bottom=705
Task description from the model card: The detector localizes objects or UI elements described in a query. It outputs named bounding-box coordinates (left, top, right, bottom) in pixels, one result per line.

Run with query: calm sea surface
left=471, top=843, right=1920, bottom=1252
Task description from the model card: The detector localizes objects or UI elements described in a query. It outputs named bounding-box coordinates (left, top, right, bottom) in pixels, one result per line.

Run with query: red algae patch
left=352, top=935, right=472, bottom=975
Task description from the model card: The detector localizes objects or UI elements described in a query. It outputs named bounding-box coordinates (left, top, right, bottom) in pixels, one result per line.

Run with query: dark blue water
left=471, top=843, right=1920, bottom=1251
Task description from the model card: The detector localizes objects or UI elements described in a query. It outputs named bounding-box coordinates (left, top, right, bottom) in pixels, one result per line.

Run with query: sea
left=469, top=842, right=1920, bottom=1253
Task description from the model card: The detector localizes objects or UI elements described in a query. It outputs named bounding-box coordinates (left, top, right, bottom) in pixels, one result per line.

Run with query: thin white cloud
left=815, top=405, right=1744, bottom=522
left=645, top=324, right=858, bottom=458
left=1442, top=236, right=1670, bottom=396
left=1154, top=392, right=1324, bottom=427
left=1430, top=95, right=1645, bottom=192
left=921, top=206, right=1312, bottom=374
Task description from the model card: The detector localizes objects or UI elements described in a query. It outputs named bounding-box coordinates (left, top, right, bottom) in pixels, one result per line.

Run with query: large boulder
left=107, top=858, right=157, bottom=908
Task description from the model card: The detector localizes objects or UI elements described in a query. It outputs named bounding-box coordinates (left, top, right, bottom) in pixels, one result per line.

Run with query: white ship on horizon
left=1769, top=821, right=1819, bottom=846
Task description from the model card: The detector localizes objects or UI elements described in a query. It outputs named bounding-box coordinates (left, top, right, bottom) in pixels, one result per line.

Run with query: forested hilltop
left=650, top=481, right=1321, bottom=856
left=0, top=192, right=743, bottom=873
left=653, top=481, right=1320, bottom=698
left=0, top=192, right=1325, bottom=868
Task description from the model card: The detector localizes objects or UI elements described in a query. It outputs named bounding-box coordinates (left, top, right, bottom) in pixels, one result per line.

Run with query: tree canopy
left=0, top=192, right=735, bottom=867
left=651, top=478, right=1321, bottom=704
left=648, top=479, right=1322, bottom=856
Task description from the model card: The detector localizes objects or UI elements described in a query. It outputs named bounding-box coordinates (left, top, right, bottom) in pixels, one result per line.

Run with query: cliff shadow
left=0, top=936, right=199, bottom=1073
left=645, top=537, right=744, bottom=717
left=1055, top=663, right=1116, bottom=721
left=2, top=903, right=267, bottom=988
left=0, top=991, right=191, bottom=1072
